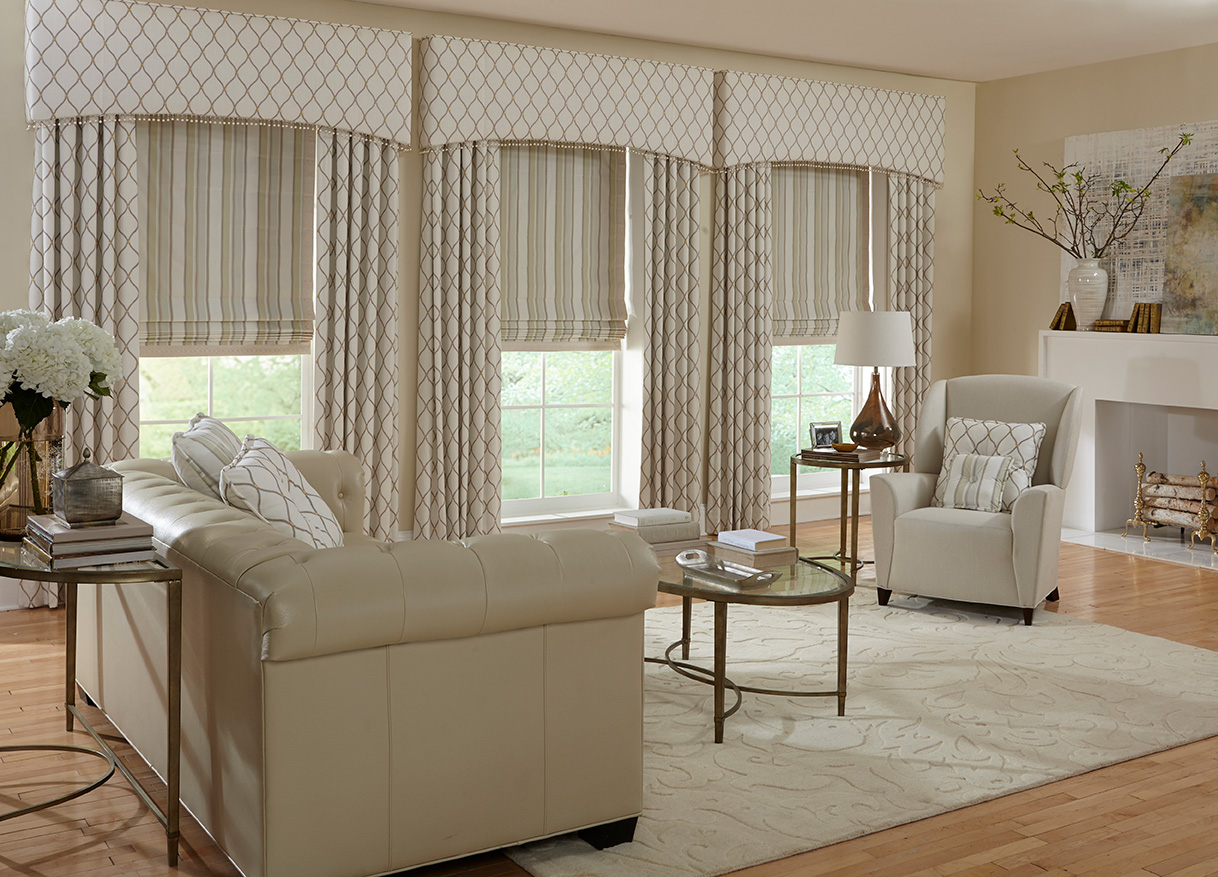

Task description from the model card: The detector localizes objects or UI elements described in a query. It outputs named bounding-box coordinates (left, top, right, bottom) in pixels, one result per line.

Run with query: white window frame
left=500, top=349, right=624, bottom=517
left=137, top=353, right=315, bottom=454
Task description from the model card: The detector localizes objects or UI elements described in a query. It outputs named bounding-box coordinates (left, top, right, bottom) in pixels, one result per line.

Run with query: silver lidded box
left=52, top=448, right=123, bottom=526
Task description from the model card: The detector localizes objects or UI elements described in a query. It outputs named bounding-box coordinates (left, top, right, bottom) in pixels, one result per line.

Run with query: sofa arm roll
left=245, top=529, right=660, bottom=662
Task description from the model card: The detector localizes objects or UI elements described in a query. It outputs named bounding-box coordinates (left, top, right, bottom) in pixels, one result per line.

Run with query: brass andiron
left=1189, top=461, right=1217, bottom=554
left=1123, top=452, right=1150, bottom=541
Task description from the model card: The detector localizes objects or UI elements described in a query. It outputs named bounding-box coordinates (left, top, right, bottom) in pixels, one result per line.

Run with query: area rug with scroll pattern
left=507, top=596, right=1218, bottom=877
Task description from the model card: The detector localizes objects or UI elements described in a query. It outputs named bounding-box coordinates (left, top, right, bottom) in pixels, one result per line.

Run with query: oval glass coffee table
left=649, top=559, right=853, bottom=743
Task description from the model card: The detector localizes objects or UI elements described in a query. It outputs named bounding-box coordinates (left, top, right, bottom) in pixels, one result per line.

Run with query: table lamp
left=833, top=310, right=916, bottom=449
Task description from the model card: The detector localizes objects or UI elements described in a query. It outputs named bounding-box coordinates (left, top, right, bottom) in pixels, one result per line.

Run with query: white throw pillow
left=171, top=413, right=243, bottom=500
left=938, top=453, right=1013, bottom=513
left=219, top=437, right=344, bottom=549
left=933, top=417, right=1047, bottom=512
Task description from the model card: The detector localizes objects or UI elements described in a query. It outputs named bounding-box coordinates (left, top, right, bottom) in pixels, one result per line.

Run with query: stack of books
left=609, top=508, right=703, bottom=556
left=24, top=512, right=156, bottom=569
left=709, top=528, right=798, bottom=567
left=799, top=446, right=885, bottom=464
left=1125, top=302, right=1162, bottom=333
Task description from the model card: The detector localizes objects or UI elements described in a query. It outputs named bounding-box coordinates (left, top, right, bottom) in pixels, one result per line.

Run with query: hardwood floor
left=3, top=518, right=1218, bottom=876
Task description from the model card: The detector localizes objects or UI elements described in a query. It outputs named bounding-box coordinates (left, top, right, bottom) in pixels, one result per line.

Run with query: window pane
left=502, top=408, right=542, bottom=500
left=212, top=356, right=302, bottom=419
left=772, top=345, right=798, bottom=397
left=545, top=351, right=612, bottom=405
left=139, top=423, right=180, bottom=461
left=502, top=352, right=543, bottom=406
left=800, top=344, right=853, bottom=394
left=771, top=396, right=798, bottom=476
left=544, top=407, right=611, bottom=496
left=139, top=358, right=208, bottom=422
left=223, top=419, right=302, bottom=451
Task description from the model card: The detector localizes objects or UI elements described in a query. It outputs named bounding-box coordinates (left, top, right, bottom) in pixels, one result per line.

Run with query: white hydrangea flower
left=56, top=317, right=122, bottom=389
left=5, top=322, right=93, bottom=403
left=0, top=310, right=50, bottom=337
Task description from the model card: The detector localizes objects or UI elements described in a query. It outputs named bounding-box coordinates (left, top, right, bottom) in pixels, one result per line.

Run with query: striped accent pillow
left=933, top=417, right=1047, bottom=512
left=219, top=436, right=343, bottom=549
left=171, top=413, right=243, bottom=500
left=939, top=453, right=1013, bottom=513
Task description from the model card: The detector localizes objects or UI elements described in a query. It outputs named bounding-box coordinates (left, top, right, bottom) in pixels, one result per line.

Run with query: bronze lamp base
left=849, top=368, right=900, bottom=450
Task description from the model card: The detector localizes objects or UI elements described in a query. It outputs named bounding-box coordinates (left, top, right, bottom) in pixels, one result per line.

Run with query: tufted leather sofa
left=74, top=450, right=659, bottom=877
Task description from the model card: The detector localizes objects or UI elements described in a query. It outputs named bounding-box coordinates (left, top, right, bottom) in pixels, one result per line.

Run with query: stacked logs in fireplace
left=1124, top=452, right=1218, bottom=552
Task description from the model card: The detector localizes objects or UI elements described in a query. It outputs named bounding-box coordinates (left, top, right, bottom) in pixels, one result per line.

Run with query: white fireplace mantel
left=1039, top=329, right=1218, bottom=531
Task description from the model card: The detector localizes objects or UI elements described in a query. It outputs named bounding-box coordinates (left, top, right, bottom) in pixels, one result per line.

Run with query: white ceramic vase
left=1068, top=258, right=1109, bottom=330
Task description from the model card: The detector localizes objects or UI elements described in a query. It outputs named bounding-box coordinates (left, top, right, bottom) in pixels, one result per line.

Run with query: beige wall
left=973, top=44, right=1218, bottom=377
left=3, top=0, right=976, bottom=529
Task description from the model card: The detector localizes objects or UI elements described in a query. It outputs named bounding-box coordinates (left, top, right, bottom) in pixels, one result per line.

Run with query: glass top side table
left=788, top=451, right=909, bottom=583
left=0, top=543, right=183, bottom=865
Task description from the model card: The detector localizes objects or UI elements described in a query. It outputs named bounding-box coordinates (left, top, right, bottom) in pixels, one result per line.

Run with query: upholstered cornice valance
left=24, top=0, right=412, bottom=146
left=714, top=71, right=946, bottom=186
left=419, top=35, right=714, bottom=166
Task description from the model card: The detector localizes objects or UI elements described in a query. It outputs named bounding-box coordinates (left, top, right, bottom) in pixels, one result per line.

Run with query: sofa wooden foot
left=877, top=588, right=891, bottom=606
left=1022, top=608, right=1034, bottom=626
left=578, top=817, right=638, bottom=849
left=1047, top=587, right=1060, bottom=602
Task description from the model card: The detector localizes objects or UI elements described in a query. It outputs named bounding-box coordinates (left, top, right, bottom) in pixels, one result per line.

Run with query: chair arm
left=869, top=472, right=937, bottom=590
left=1011, top=484, right=1067, bottom=607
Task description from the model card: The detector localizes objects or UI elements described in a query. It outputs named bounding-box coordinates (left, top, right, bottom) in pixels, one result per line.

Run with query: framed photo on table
left=810, top=421, right=842, bottom=449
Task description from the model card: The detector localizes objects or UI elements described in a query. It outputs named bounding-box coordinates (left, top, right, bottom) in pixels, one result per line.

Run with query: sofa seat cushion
left=890, top=506, right=1016, bottom=603
left=220, top=437, right=344, bottom=549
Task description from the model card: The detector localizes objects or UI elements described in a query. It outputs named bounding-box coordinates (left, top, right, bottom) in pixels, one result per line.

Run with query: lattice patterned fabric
left=414, top=143, right=504, bottom=542
left=706, top=165, right=774, bottom=533
left=171, top=413, right=243, bottom=500
left=938, top=453, right=1013, bottom=514
left=713, top=70, right=946, bottom=185
left=30, top=117, right=140, bottom=463
left=638, top=154, right=702, bottom=515
left=889, top=176, right=936, bottom=463
left=25, top=0, right=412, bottom=145
left=314, top=130, right=400, bottom=541
left=933, top=418, right=1047, bottom=513
left=418, top=35, right=714, bottom=166
left=220, top=436, right=344, bottom=549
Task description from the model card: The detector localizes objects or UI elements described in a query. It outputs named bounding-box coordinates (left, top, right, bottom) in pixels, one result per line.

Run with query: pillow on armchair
left=932, top=417, right=1046, bottom=512
left=938, top=452, right=1012, bottom=513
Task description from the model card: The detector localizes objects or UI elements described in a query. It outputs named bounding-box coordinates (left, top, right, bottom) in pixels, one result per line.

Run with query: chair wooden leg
left=1047, top=587, right=1060, bottom=602
left=877, top=587, right=891, bottom=606
left=1022, top=608, right=1034, bottom=626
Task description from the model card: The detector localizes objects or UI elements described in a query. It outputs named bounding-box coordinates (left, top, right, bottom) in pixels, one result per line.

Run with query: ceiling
left=369, top=0, right=1218, bottom=82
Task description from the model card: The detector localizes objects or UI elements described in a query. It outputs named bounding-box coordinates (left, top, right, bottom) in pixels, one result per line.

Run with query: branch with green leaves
left=977, top=132, right=1192, bottom=260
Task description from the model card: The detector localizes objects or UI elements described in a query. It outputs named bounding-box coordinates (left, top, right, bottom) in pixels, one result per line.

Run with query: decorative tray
left=674, top=549, right=782, bottom=589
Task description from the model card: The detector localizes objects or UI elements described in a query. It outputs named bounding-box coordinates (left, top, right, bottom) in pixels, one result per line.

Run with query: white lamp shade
left=833, top=310, right=916, bottom=368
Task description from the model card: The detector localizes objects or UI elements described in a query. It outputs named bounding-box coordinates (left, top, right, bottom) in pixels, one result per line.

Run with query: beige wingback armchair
left=870, top=375, right=1083, bottom=625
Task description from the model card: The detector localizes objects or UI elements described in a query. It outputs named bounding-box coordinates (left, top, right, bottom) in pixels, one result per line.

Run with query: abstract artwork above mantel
left=1064, top=118, right=1218, bottom=334
left=1164, top=173, right=1218, bottom=335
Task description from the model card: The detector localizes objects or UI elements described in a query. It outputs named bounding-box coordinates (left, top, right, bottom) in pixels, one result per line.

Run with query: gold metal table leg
left=65, top=582, right=76, bottom=732
left=681, top=596, right=692, bottom=660
left=837, top=596, right=849, bottom=716
left=713, top=602, right=727, bottom=744
left=850, top=468, right=862, bottom=585
left=167, top=576, right=181, bottom=866
left=789, top=457, right=798, bottom=557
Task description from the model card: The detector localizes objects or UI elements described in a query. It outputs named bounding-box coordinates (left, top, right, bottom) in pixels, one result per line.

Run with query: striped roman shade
left=772, top=166, right=870, bottom=340
left=500, top=145, right=626, bottom=347
left=138, top=121, right=315, bottom=354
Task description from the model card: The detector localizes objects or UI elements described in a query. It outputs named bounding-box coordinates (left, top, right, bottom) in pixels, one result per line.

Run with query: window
left=501, top=350, right=620, bottom=515
left=138, top=355, right=310, bottom=459
left=770, top=344, right=870, bottom=494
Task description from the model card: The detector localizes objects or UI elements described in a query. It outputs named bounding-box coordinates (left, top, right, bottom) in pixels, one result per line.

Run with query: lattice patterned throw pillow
left=219, top=437, right=344, bottom=549
left=171, top=413, right=243, bottom=500
left=938, top=453, right=1013, bottom=513
left=933, top=417, right=1047, bottom=512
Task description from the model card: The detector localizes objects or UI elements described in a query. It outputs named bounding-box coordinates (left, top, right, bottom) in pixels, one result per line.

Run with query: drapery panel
left=28, top=117, right=140, bottom=607
left=638, top=154, right=701, bottom=514
left=139, top=120, right=314, bottom=354
left=706, top=165, right=774, bottom=534
left=314, top=129, right=400, bottom=541
left=772, top=165, right=870, bottom=340
left=415, top=143, right=503, bottom=541
left=500, top=145, right=626, bottom=346
left=888, top=176, right=935, bottom=463
left=25, top=0, right=412, bottom=145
